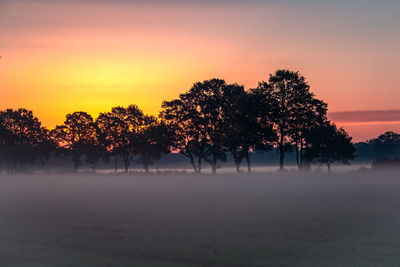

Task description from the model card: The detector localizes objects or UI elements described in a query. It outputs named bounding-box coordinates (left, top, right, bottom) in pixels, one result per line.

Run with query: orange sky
left=0, top=0, right=399, bottom=141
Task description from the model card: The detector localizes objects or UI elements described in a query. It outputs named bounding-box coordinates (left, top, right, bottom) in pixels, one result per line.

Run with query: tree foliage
left=51, top=111, right=98, bottom=171
left=0, top=109, right=51, bottom=172
left=136, top=119, right=172, bottom=172
left=367, top=131, right=400, bottom=158
left=253, top=70, right=327, bottom=170
left=304, top=123, right=355, bottom=172
left=96, top=105, right=149, bottom=173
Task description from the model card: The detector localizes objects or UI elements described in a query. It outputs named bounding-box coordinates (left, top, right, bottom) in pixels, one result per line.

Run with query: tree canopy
left=304, top=122, right=355, bottom=172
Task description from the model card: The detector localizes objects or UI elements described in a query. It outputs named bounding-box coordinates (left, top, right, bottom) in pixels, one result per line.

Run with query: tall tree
left=254, top=70, right=327, bottom=170
left=304, top=122, right=355, bottom=172
left=161, top=96, right=209, bottom=173
left=163, top=79, right=246, bottom=174
left=51, top=111, right=97, bottom=171
left=96, top=105, right=148, bottom=173
left=83, top=122, right=109, bottom=173
left=289, top=98, right=327, bottom=168
left=223, top=85, right=276, bottom=172
left=247, top=87, right=277, bottom=172
left=136, top=119, right=172, bottom=172
left=222, top=84, right=249, bottom=172
left=0, top=108, right=50, bottom=172
left=189, top=79, right=229, bottom=174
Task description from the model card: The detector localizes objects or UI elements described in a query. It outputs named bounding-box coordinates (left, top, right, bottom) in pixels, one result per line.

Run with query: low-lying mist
left=1, top=170, right=399, bottom=267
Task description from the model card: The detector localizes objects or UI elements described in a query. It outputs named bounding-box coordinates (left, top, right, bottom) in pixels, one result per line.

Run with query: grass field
left=1, top=171, right=400, bottom=266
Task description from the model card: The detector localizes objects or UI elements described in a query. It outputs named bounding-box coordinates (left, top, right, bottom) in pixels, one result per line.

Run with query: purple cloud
left=329, top=110, right=400, bottom=123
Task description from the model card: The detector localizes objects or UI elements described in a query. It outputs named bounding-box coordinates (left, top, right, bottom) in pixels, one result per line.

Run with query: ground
left=0, top=171, right=400, bottom=266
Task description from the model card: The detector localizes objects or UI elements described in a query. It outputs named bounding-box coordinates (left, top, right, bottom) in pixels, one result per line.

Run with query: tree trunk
left=233, top=148, right=240, bottom=173
left=295, top=141, right=300, bottom=168
left=245, top=151, right=251, bottom=173
left=123, top=155, right=130, bottom=173
left=279, top=145, right=284, bottom=170
left=198, top=156, right=202, bottom=174
left=211, top=153, right=218, bottom=174
left=279, top=126, right=285, bottom=170
left=114, top=156, right=118, bottom=174
left=73, top=158, right=79, bottom=172
left=235, top=161, right=240, bottom=173
left=211, top=161, right=217, bottom=174
left=278, top=118, right=286, bottom=171
left=299, top=139, right=304, bottom=168
left=189, top=154, right=197, bottom=173
left=156, top=159, right=159, bottom=173
left=327, top=162, right=331, bottom=173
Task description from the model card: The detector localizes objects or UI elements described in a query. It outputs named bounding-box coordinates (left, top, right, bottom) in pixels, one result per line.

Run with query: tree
left=0, top=108, right=50, bottom=172
left=254, top=70, right=327, bottom=170
left=223, top=85, right=275, bottom=172
left=189, top=79, right=230, bottom=174
left=367, top=131, right=400, bottom=158
left=222, top=84, right=249, bottom=172
left=51, top=112, right=97, bottom=171
left=289, top=98, right=327, bottom=168
left=96, top=111, right=123, bottom=173
left=304, top=123, right=355, bottom=172
left=136, top=119, right=172, bottom=172
left=161, top=93, right=209, bottom=174
left=163, top=79, right=247, bottom=174
left=96, top=105, right=148, bottom=173
left=83, top=122, right=109, bottom=173
left=247, top=87, right=277, bottom=172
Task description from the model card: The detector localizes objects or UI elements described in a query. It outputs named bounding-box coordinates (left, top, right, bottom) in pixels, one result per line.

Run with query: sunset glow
left=1, top=0, right=399, bottom=141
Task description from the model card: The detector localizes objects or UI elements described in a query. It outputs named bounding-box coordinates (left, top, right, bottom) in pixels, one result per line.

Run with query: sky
left=0, top=0, right=399, bottom=141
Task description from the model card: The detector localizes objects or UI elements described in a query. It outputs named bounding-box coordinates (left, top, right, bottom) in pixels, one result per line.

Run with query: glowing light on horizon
left=1, top=0, right=399, bottom=140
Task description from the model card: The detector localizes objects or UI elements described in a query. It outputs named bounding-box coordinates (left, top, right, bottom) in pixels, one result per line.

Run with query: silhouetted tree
left=161, top=96, right=209, bottom=173
left=248, top=87, right=277, bottom=171
left=84, top=143, right=107, bottom=172
left=223, top=85, right=275, bottom=172
left=96, top=105, right=148, bottom=173
left=222, top=84, right=249, bottom=172
left=164, top=79, right=253, bottom=174
left=254, top=70, right=327, bottom=170
left=289, top=98, right=327, bottom=169
left=0, top=109, right=50, bottom=172
left=367, top=131, right=400, bottom=158
left=190, top=79, right=232, bottom=174
left=51, top=112, right=97, bottom=171
left=0, top=116, right=12, bottom=170
left=96, top=111, right=122, bottom=173
left=136, top=119, right=172, bottom=172
left=304, top=123, right=355, bottom=172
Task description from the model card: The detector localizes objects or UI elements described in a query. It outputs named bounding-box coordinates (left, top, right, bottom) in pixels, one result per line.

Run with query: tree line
left=356, top=131, right=400, bottom=168
left=0, top=69, right=356, bottom=173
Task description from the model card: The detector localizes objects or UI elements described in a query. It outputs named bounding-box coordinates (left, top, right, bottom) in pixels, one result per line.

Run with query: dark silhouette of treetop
left=304, top=122, right=355, bottom=172
left=51, top=111, right=98, bottom=171
left=253, top=69, right=327, bottom=170
left=95, top=105, right=149, bottom=173
left=0, top=109, right=50, bottom=172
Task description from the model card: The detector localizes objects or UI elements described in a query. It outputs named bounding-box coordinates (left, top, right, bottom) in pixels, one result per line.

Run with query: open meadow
left=1, top=170, right=400, bottom=267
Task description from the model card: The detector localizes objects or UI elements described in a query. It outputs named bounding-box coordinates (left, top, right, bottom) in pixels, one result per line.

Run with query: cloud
left=329, top=110, right=400, bottom=123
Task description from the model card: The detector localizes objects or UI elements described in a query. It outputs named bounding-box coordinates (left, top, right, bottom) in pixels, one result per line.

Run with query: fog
left=1, top=170, right=400, bottom=266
